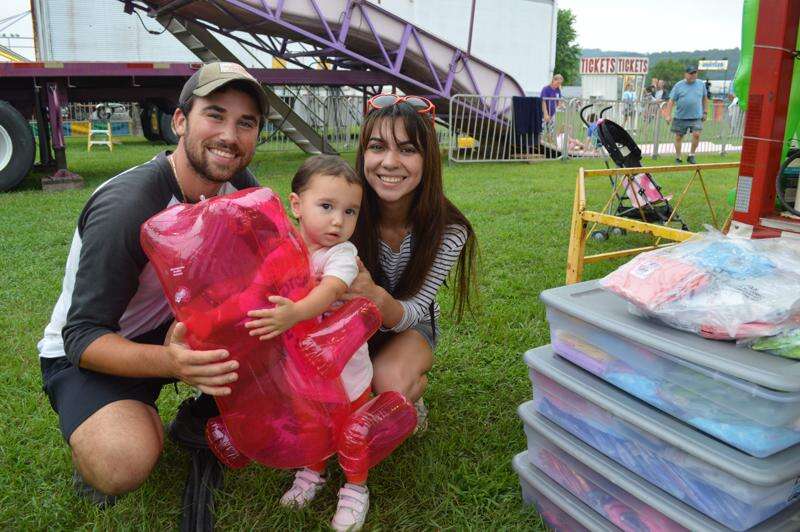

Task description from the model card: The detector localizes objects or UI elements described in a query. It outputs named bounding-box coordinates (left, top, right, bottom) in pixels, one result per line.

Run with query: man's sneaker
left=279, top=468, right=326, bottom=508
left=73, top=469, right=117, bottom=509
left=687, top=154, right=697, bottom=164
left=331, top=483, right=369, bottom=531
left=413, top=397, right=429, bottom=435
left=675, top=157, right=683, bottom=164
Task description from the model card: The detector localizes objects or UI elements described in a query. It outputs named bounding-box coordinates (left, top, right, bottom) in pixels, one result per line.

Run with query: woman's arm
left=346, top=226, right=468, bottom=331
left=347, top=263, right=405, bottom=328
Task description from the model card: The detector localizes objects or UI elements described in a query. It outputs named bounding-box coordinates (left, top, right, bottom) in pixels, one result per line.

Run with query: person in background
left=622, top=82, right=637, bottom=128
left=540, top=74, right=564, bottom=138
left=585, top=112, right=601, bottom=150
left=654, top=79, right=666, bottom=101
left=665, top=65, right=708, bottom=164
left=660, top=80, right=671, bottom=100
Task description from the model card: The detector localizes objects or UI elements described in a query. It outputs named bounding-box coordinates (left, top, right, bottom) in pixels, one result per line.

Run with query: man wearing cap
left=37, top=62, right=269, bottom=505
left=665, top=66, right=708, bottom=164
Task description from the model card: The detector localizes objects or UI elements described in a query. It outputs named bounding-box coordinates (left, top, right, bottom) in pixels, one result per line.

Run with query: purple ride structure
left=0, top=0, right=526, bottom=192
left=121, top=0, right=525, bottom=111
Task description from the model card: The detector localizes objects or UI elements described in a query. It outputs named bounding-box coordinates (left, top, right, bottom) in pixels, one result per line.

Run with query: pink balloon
left=337, top=391, right=418, bottom=477
left=141, top=187, right=382, bottom=469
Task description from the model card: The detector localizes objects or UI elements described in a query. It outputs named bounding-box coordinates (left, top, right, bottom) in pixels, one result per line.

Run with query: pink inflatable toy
left=141, top=187, right=415, bottom=470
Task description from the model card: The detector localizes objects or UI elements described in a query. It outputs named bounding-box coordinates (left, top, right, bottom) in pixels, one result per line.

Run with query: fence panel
left=448, top=94, right=745, bottom=164
left=448, top=94, right=541, bottom=163
left=323, top=94, right=363, bottom=153
left=558, top=97, right=745, bottom=162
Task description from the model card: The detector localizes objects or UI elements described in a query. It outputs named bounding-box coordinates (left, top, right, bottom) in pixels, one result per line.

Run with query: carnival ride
left=119, top=0, right=525, bottom=112
left=0, top=0, right=528, bottom=192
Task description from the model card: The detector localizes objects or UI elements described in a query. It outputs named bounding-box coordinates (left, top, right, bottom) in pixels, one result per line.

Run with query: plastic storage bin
left=520, top=404, right=688, bottom=531
left=512, top=452, right=618, bottom=532
left=526, top=346, right=800, bottom=531
left=541, top=281, right=800, bottom=457
left=520, top=401, right=800, bottom=531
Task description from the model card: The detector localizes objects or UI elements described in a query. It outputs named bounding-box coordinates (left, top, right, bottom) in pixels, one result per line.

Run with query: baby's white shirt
left=310, top=241, right=372, bottom=401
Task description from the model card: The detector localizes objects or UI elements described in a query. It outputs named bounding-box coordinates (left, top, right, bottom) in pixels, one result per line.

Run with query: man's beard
left=183, top=122, right=253, bottom=184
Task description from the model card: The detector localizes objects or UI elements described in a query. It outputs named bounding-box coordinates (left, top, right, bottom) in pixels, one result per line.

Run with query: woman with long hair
left=346, top=94, right=478, bottom=433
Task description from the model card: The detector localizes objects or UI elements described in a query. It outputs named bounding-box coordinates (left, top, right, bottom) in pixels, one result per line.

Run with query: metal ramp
left=121, top=0, right=526, bottom=152
left=160, top=14, right=332, bottom=154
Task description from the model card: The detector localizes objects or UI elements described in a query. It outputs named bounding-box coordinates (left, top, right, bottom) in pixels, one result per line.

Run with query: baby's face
left=290, top=173, right=362, bottom=252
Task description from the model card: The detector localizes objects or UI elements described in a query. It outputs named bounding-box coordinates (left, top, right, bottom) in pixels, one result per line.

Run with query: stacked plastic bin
left=514, top=280, right=800, bottom=531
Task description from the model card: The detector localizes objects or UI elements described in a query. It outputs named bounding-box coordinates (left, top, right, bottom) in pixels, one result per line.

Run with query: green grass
left=0, top=136, right=740, bottom=529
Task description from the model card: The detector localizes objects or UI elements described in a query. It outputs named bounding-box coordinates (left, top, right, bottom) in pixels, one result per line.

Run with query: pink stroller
left=582, top=104, right=688, bottom=240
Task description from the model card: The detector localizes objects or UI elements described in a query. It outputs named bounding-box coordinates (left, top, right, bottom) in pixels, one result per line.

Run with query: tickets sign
left=580, top=57, right=650, bottom=75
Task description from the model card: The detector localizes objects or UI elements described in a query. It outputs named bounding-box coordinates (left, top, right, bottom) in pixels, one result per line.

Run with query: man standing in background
left=665, top=66, right=708, bottom=164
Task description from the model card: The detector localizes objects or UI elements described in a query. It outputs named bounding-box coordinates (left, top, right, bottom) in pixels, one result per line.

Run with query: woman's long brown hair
left=352, top=103, right=477, bottom=320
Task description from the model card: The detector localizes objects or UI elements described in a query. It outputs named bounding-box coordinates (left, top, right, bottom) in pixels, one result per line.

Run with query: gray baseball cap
left=179, top=62, right=269, bottom=116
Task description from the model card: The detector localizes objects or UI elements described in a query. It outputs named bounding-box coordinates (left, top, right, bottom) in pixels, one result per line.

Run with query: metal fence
left=56, top=92, right=453, bottom=154
left=447, top=95, right=745, bottom=164
left=448, top=94, right=538, bottom=163
left=323, top=94, right=363, bottom=152
left=42, top=101, right=139, bottom=138
left=320, top=94, right=451, bottom=154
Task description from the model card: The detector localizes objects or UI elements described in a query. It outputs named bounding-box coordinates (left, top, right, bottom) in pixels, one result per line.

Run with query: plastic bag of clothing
left=741, top=328, right=800, bottom=359
left=600, top=229, right=800, bottom=340
left=141, top=187, right=382, bottom=469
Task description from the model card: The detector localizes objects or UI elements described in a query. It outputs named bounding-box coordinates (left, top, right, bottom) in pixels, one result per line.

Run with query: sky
left=0, top=0, right=744, bottom=59
left=557, top=0, right=744, bottom=54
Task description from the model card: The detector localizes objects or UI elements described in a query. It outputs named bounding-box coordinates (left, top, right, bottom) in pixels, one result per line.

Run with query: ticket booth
left=580, top=56, right=650, bottom=129
left=579, top=56, right=650, bottom=100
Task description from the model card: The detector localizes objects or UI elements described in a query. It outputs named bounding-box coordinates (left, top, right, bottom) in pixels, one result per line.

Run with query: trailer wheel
left=0, top=101, right=35, bottom=192
left=141, top=104, right=161, bottom=142
left=158, top=109, right=179, bottom=145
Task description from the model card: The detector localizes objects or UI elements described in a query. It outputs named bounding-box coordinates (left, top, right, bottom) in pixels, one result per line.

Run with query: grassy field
left=0, top=136, right=740, bottom=529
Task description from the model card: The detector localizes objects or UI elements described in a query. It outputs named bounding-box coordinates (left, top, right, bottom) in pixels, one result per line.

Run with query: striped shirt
left=379, top=224, right=468, bottom=332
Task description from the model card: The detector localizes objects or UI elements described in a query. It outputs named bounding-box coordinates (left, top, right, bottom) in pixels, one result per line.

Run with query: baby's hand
left=245, top=296, right=299, bottom=340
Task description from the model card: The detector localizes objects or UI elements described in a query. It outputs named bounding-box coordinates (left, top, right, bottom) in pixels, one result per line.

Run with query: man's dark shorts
left=671, top=118, right=703, bottom=135
left=40, top=321, right=175, bottom=442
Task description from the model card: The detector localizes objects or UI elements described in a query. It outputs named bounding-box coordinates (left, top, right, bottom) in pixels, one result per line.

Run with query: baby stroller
left=580, top=104, right=688, bottom=241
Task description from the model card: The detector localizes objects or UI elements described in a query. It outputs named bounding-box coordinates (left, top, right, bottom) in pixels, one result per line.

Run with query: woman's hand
left=345, top=258, right=407, bottom=329
left=343, top=259, right=383, bottom=305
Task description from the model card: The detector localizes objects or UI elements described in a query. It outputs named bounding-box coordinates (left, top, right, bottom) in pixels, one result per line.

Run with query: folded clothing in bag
left=600, top=230, right=800, bottom=340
